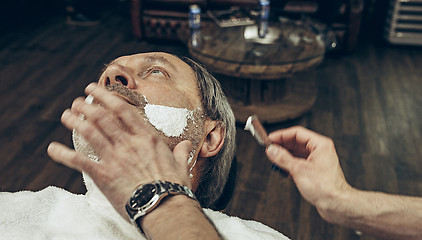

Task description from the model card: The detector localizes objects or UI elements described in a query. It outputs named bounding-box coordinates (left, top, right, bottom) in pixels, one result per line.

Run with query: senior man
left=0, top=52, right=289, bottom=240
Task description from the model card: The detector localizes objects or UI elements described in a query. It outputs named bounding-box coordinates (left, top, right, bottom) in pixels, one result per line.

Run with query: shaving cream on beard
left=144, top=104, right=193, bottom=138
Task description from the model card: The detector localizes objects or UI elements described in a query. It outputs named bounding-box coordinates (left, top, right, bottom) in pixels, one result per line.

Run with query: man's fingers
left=85, top=83, right=146, bottom=134
left=71, top=97, right=127, bottom=145
left=47, top=142, right=97, bottom=175
left=173, top=140, right=192, bottom=169
left=61, top=109, right=113, bottom=158
left=266, top=144, right=298, bottom=173
left=268, top=126, right=316, bottom=158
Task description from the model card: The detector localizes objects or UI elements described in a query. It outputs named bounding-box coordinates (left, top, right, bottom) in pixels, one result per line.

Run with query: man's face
left=72, top=52, right=224, bottom=193
left=94, top=52, right=205, bottom=155
left=99, top=52, right=201, bottom=110
left=71, top=52, right=211, bottom=194
left=74, top=52, right=206, bottom=154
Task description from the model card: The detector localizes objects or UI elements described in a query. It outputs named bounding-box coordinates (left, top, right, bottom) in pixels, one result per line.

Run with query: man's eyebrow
left=101, top=54, right=178, bottom=73
left=144, top=54, right=177, bottom=71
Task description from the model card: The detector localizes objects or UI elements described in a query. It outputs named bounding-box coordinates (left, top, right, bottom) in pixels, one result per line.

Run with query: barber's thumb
left=266, top=144, right=292, bottom=171
left=173, top=140, right=193, bottom=166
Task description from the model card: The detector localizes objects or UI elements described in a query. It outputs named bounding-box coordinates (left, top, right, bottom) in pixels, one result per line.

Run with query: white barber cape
left=0, top=174, right=290, bottom=240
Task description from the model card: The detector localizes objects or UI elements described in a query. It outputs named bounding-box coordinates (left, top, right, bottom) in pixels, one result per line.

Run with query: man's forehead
left=110, top=52, right=189, bottom=71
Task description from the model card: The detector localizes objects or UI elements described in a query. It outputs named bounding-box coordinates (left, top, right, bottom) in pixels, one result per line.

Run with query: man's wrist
left=140, top=195, right=221, bottom=239
left=125, top=181, right=221, bottom=239
left=316, top=185, right=357, bottom=224
left=140, top=194, right=201, bottom=228
left=126, top=180, right=197, bottom=229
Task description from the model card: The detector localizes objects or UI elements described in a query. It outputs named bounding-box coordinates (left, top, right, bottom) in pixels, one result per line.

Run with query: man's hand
left=265, top=126, right=351, bottom=215
left=266, top=126, right=422, bottom=239
left=47, top=83, right=192, bottom=221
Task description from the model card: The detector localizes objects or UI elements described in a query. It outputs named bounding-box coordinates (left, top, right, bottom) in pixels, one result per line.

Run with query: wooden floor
left=1, top=5, right=422, bottom=240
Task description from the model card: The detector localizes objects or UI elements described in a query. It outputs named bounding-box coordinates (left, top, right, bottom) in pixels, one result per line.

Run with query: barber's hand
left=47, top=83, right=192, bottom=221
left=265, top=126, right=352, bottom=214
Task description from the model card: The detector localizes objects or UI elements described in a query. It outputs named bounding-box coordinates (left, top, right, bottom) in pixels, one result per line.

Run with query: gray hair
left=181, top=57, right=236, bottom=209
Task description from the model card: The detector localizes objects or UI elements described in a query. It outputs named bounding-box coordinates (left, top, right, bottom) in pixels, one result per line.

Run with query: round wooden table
left=189, top=19, right=325, bottom=123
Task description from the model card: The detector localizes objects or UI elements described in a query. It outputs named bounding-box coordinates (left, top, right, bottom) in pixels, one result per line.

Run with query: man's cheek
left=142, top=85, right=193, bottom=109
left=143, top=103, right=205, bottom=165
left=144, top=104, right=191, bottom=137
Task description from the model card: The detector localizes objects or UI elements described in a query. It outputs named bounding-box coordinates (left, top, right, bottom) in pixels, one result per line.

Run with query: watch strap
left=126, top=180, right=197, bottom=226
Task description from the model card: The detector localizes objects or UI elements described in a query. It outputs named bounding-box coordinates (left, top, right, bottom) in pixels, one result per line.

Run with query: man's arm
left=141, top=195, right=221, bottom=239
left=48, top=83, right=221, bottom=240
left=319, top=187, right=422, bottom=239
left=265, top=126, right=422, bottom=239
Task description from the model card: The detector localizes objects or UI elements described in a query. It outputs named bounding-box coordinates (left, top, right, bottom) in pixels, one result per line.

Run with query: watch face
left=130, top=184, right=157, bottom=209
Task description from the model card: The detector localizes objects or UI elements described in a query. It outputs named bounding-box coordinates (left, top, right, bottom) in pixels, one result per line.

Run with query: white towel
left=0, top=173, right=289, bottom=240
left=0, top=182, right=289, bottom=239
left=0, top=186, right=141, bottom=240
left=204, top=209, right=290, bottom=240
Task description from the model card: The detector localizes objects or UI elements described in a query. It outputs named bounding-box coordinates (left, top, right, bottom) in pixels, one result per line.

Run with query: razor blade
left=244, top=115, right=271, bottom=146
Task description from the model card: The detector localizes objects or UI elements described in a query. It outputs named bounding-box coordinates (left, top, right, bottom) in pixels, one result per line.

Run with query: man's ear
left=199, top=121, right=225, bottom=158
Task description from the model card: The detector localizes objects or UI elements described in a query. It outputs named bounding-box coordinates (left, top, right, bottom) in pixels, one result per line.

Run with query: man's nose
left=99, top=65, right=136, bottom=89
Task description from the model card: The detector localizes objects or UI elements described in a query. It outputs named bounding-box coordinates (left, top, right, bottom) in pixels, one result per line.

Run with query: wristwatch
left=126, top=180, right=197, bottom=228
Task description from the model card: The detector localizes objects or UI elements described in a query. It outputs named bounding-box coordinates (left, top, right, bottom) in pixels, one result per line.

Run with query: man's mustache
left=105, top=83, right=147, bottom=108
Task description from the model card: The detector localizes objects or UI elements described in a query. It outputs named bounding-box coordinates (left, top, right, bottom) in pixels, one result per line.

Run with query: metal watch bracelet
left=125, top=180, right=197, bottom=228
